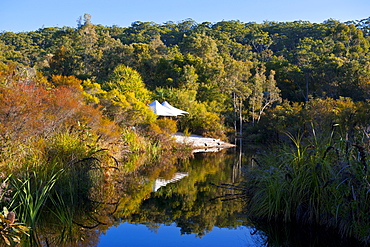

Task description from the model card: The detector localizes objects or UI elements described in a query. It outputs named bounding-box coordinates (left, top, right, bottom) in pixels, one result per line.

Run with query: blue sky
left=1, top=0, right=369, bottom=32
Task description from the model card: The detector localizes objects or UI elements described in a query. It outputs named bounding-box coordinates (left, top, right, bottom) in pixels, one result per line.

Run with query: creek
left=97, top=148, right=264, bottom=247
left=32, top=146, right=356, bottom=246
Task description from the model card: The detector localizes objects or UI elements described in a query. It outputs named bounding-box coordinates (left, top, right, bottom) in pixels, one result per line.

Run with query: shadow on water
left=250, top=220, right=364, bottom=247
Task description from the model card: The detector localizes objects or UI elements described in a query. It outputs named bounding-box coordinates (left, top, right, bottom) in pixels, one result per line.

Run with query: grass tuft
left=245, top=126, right=370, bottom=243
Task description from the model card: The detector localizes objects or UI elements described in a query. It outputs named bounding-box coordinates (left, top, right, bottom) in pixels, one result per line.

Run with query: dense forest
left=2, top=14, right=370, bottom=245
left=2, top=14, right=370, bottom=141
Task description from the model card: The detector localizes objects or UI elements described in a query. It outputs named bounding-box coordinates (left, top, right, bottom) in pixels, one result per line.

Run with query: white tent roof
left=161, top=101, right=189, bottom=115
left=148, top=100, right=179, bottom=116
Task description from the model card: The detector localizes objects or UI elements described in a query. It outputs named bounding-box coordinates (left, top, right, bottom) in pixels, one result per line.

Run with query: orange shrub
left=0, top=80, right=120, bottom=144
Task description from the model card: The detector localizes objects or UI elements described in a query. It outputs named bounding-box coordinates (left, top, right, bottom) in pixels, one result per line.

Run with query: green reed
left=245, top=126, right=370, bottom=243
left=9, top=169, right=63, bottom=245
left=47, top=185, right=75, bottom=246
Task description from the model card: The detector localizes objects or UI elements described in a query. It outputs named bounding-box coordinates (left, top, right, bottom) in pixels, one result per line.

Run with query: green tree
left=76, top=14, right=99, bottom=76
left=180, top=33, right=225, bottom=86
left=249, top=66, right=281, bottom=124
left=105, top=64, right=151, bottom=102
left=294, top=37, right=321, bottom=101
left=242, top=23, right=274, bottom=62
left=102, top=65, right=156, bottom=126
left=222, top=59, right=252, bottom=135
left=49, top=45, right=79, bottom=76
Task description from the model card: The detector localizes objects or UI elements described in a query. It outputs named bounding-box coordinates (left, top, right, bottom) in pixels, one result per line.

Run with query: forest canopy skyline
left=1, top=0, right=369, bottom=33
left=2, top=14, right=370, bottom=139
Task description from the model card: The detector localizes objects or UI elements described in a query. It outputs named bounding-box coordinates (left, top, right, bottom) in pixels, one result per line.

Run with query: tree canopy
left=1, top=15, right=370, bottom=138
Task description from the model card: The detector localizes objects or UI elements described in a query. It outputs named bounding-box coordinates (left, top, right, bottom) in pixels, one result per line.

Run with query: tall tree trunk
left=233, top=92, right=237, bottom=135
left=239, top=97, right=243, bottom=137
left=305, top=72, right=309, bottom=101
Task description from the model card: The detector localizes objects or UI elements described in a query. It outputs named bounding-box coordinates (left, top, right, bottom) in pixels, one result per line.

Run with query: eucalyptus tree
left=153, top=52, right=201, bottom=90
left=249, top=30, right=273, bottom=62
left=76, top=14, right=99, bottom=76
left=326, top=21, right=369, bottom=58
left=48, top=45, right=80, bottom=76
left=0, top=40, right=21, bottom=63
left=0, top=31, right=40, bottom=66
left=161, top=20, right=195, bottom=46
left=294, top=37, right=322, bottom=101
left=119, top=21, right=167, bottom=45
left=179, top=33, right=225, bottom=104
left=249, top=65, right=281, bottom=125
left=222, top=59, right=252, bottom=135
left=91, top=29, right=124, bottom=80
left=262, top=20, right=328, bottom=55
left=354, top=17, right=370, bottom=36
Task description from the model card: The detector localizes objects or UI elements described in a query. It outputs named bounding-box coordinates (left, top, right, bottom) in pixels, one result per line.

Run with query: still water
left=99, top=223, right=260, bottom=246
left=34, top=147, right=355, bottom=246
left=97, top=148, right=265, bottom=247
left=92, top=147, right=357, bottom=247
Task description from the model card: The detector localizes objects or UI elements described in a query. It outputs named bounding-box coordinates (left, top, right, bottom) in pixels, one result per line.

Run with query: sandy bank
left=172, top=132, right=235, bottom=152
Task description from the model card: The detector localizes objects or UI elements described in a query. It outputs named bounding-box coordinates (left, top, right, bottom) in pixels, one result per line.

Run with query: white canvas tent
left=148, top=100, right=179, bottom=116
left=161, top=101, right=189, bottom=115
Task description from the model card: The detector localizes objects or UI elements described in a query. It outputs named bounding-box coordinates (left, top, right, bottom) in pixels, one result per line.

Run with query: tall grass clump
left=121, top=118, right=180, bottom=168
left=9, top=170, right=62, bottom=245
left=245, top=124, right=370, bottom=243
left=0, top=125, right=120, bottom=246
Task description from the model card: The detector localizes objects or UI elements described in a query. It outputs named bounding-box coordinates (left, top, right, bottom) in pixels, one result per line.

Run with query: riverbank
left=172, top=132, right=235, bottom=152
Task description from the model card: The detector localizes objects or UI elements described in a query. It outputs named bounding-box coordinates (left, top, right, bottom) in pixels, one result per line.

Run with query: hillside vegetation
left=1, top=15, right=370, bottom=141
left=1, top=14, right=370, bottom=244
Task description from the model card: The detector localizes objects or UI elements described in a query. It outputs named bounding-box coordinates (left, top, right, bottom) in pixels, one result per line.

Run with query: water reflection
left=99, top=222, right=264, bottom=247
left=118, top=150, right=249, bottom=238
left=252, top=220, right=360, bottom=247
left=27, top=146, right=355, bottom=247
left=152, top=172, right=188, bottom=192
left=99, top=149, right=261, bottom=246
left=32, top=148, right=255, bottom=246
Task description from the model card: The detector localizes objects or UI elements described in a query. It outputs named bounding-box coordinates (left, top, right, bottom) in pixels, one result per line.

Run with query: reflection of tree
left=34, top=151, right=191, bottom=246
left=232, top=139, right=243, bottom=183
left=123, top=151, right=247, bottom=237
left=33, top=150, right=248, bottom=246
left=36, top=170, right=120, bottom=246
